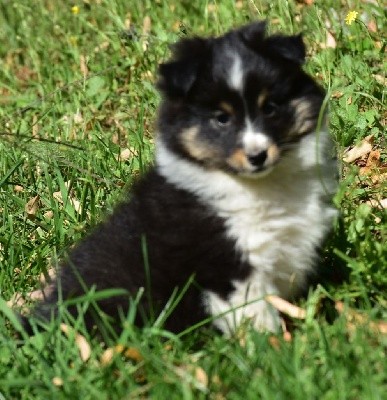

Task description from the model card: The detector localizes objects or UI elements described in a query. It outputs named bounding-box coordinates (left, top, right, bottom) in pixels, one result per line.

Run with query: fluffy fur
left=25, top=21, right=337, bottom=335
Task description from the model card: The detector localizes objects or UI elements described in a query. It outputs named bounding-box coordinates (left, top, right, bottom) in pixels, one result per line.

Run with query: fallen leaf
left=366, top=150, right=381, bottom=167
left=124, top=347, right=143, bottom=363
left=373, top=74, right=386, bottom=86
left=44, top=210, right=54, bottom=219
left=80, top=55, right=88, bottom=78
left=73, top=109, right=83, bottom=125
left=25, top=195, right=40, bottom=218
left=52, top=376, right=64, bottom=387
left=366, top=198, right=387, bottom=209
left=14, top=185, right=24, bottom=192
left=268, top=335, right=281, bottom=350
left=367, top=19, right=377, bottom=33
left=100, top=345, right=143, bottom=366
left=142, top=16, right=151, bottom=51
left=335, top=301, right=387, bottom=334
left=331, top=91, right=344, bottom=99
left=32, top=114, right=39, bottom=137
left=53, top=187, right=83, bottom=215
left=60, top=323, right=91, bottom=362
left=265, top=295, right=306, bottom=319
left=343, top=136, right=373, bottom=163
left=194, top=366, right=209, bottom=388
left=325, top=31, right=337, bottom=49
left=100, top=347, right=115, bottom=366
left=15, top=66, right=37, bottom=83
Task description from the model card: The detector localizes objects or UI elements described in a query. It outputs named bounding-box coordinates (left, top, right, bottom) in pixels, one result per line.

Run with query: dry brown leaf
left=14, top=185, right=24, bottom=192
left=100, top=345, right=143, bottom=366
left=373, top=74, right=386, bottom=86
left=100, top=347, right=115, bottom=366
left=194, top=366, right=209, bottom=388
left=32, top=114, right=39, bottom=137
left=325, top=31, right=337, bottom=49
left=142, top=15, right=151, bottom=35
left=265, top=295, right=306, bottom=319
left=80, top=54, right=88, bottom=78
left=25, top=195, right=40, bottom=218
left=124, top=347, right=143, bottom=363
left=43, top=210, right=54, bottom=220
left=53, top=188, right=83, bottom=215
left=15, top=66, right=37, bottom=83
left=117, top=147, right=138, bottom=161
left=366, top=150, right=381, bottom=167
left=174, top=365, right=208, bottom=390
left=142, top=16, right=151, bottom=51
left=335, top=301, right=387, bottom=334
left=367, top=19, right=377, bottom=33
left=331, top=91, right=343, bottom=99
left=60, top=323, right=91, bottom=362
left=52, top=376, right=64, bottom=387
left=366, top=198, right=387, bottom=209
left=268, top=335, right=281, bottom=350
left=343, top=136, right=373, bottom=163
left=73, top=109, right=83, bottom=125
left=118, top=148, right=131, bottom=161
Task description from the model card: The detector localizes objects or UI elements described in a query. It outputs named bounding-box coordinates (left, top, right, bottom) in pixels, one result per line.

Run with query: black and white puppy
left=26, top=21, right=337, bottom=335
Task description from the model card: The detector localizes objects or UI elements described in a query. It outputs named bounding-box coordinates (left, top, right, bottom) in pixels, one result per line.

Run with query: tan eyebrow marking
left=257, top=90, right=268, bottom=108
left=219, top=101, right=235, bottom=115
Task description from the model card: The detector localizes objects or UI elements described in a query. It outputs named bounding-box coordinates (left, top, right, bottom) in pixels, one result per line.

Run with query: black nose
left=247, top=150, right=267, bottom=167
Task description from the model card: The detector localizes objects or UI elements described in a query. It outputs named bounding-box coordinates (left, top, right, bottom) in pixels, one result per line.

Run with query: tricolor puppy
left=25, top=21, right=337, bottom=335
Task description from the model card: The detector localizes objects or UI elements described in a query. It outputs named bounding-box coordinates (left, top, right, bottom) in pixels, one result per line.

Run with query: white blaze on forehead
left=228, top=53, right=244, bottom=91
left=242, top=119, right=272, bottom=154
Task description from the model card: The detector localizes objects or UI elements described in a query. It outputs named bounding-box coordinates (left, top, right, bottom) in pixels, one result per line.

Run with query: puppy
left=24, top=21, right=337, bottom=335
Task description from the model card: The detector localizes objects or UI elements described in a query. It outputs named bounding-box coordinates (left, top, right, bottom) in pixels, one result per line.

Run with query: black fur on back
left=28, top=170, right=249, bottom=333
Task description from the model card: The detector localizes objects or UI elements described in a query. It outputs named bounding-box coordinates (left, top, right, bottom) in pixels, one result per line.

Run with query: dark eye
left=214, top=111, right=231, bottom=126
left=261, top=101, right=278, bottom=117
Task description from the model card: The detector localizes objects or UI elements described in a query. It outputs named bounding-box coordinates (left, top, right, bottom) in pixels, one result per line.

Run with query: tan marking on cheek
left=267, top=144, right=280, bottom=164
left=257, top=90, right=268, bottom=108
left=290, top=99, right=319, bottom=136
left=180, top=126, right=219, bottom=161
left=219, top=101, right=235, bottom=115
left=227, top=149, right=250, bottom=170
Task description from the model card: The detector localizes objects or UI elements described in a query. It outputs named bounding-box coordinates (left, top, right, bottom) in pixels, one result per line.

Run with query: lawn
left=0, top=0, right=386, bottom=398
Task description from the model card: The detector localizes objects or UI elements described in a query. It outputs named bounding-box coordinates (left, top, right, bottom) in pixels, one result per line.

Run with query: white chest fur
left=156, top=132, right=337, bottom=333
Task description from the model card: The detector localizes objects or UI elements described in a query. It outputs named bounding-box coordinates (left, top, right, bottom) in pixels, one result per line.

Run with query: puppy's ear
left=238, top=21, right=267, bottom=50
left=265, top=34, right=306, bottom=64
left=158, top=60, right=199, bottom=97
left=158, top=37, right=209, bottom=97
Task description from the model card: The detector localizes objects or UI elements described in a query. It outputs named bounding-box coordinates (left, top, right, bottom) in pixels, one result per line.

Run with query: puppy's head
left=157, top=21, right=325, bottom=177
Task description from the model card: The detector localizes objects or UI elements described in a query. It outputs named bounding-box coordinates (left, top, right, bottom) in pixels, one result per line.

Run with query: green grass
left=0, top=0, right=386, bottom=398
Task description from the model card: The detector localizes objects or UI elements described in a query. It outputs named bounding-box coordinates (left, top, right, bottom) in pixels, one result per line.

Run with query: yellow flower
left=345, top=11, right=358, bottom=25
left=71, top=5, right=80, bottom=15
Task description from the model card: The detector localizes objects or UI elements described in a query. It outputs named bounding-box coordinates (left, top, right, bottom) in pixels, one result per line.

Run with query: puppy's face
left=157, top=22, right=325, bottom=177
